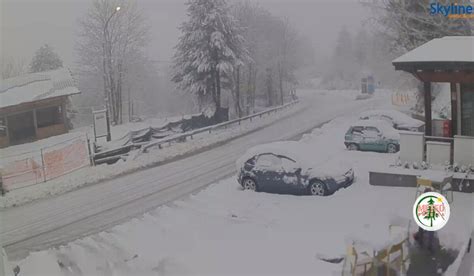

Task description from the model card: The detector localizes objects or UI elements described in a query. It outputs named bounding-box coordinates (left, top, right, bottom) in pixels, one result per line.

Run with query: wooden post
left=4, top=117, right=10, bottom=146
left=128, top=87, right=132, bottom=122
left=424, top=82, right=432, bottom=136
left=32, top=109, right=38, bottom=139
left=450, top=83, right=457, bottom=137
left=61, top=102, right=68, bottom=131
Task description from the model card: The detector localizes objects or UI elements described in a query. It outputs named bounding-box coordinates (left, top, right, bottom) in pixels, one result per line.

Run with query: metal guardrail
left=141, top=100, right=299, bottom=153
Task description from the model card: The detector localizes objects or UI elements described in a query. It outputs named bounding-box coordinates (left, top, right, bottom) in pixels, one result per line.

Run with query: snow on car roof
left=0, top=68, right=80, bottom=109
left=359, top=109, right=424, bottom=128
left=236, top=141, right=352, bottom=178
left=393, top=36, right=474, bottom=63
left=351, top=119, right=400, bottom=139
left=237, top=141, right=304, bottom=164
left=352, top=119, right=393, bottom=129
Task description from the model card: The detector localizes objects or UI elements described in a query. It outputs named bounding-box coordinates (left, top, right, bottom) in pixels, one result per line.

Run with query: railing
left=141, top=100, right=299, bottom=153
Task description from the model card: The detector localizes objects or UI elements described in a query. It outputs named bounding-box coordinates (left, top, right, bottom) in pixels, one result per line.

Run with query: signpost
left=93, top=109, right=111, bottom=142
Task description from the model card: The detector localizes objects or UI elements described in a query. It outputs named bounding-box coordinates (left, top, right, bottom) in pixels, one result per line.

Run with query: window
left=255, top=154, right=282, bottom=170
left=280, top=156, right=298, bottom=172
left=245, top=158, right=256, bottom=166
left=351, top=126, right=364, bottom=135
left=0, top=118, right=6, bottom=137
left=363, top=127, right=380, bottom=138
left=36, top=106, right=62, bottom=128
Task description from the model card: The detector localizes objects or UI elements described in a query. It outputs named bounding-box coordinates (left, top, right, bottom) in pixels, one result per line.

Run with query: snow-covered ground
left=14, top=111, right=473, bottom=275
left=0, top=100, right=301, bottom=208
left=1, top=89, right=388, bottom=259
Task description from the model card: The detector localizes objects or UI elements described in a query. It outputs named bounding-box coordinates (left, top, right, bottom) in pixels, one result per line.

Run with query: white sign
left=413, top=192, right=450, bottom=231
left=93, top=109, right=108, bottom=139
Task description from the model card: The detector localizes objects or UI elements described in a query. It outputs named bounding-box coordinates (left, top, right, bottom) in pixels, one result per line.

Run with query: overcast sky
left=1, top=0, right=368, bottom=68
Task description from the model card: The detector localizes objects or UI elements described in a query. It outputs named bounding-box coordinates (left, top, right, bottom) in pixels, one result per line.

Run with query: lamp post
left=102, top=6, right=120, bottom=142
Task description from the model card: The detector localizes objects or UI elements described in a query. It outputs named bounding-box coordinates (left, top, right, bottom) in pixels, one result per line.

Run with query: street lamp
left=102, top=6, right=121, bottom=141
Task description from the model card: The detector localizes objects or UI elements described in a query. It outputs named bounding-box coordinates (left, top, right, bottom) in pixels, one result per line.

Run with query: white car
left=359, top=109, right=424, bottom=132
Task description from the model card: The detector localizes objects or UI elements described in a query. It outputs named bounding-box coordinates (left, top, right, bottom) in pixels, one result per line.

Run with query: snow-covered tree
left=29, top=44, right=63, bottom=73
left=172, top=0, right=249, bottom=119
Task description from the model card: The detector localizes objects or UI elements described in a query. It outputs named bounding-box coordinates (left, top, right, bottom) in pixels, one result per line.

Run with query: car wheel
left=347, top=143, right=358, bottom=151
left=308, top=180, right=327, bottom=196
left=387, top=143, right=398, bottom=153
left=242, top=177, right=257, bottom=191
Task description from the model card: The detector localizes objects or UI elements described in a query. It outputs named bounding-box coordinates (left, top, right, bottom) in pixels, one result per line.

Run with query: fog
left=2, top=0, right=371, bottom=126
left=2, top=0, right=367, bottom=66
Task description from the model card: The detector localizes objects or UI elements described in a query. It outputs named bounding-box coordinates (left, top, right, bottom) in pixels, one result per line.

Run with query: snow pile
left=15, top=113, right=473, bottom=275
left=351, top=119, right=400, bottom=140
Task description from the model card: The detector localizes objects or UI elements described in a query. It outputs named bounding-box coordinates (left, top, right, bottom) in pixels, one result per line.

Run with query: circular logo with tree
left=413, top=192, right=450, bottom=231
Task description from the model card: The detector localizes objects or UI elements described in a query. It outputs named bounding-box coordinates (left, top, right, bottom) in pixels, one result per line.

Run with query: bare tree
left=232, top=2, right=311, bottom=110
left=364, top=0, right=472, bottom=111
left=76, top=0, right=149, bottom=125
left=365, top=0, right=472, bottom=54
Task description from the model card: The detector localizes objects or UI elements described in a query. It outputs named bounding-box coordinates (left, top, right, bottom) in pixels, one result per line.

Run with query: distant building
left=0, top=68, right=80, bottom=148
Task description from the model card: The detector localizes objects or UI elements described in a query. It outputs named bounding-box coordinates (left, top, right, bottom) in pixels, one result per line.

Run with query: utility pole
left=102, top=6, right=121, bottom=141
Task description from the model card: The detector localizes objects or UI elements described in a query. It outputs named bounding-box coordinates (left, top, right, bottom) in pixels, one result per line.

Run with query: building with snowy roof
left=0, top=68, right=80, bottom=147
left=393, top=36, right=474, bottom=138
left=369, top=36, right=474, bottom=196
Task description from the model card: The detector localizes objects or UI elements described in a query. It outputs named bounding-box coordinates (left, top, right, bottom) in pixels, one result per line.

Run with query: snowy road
left=1, top=90, right=387, bottom=260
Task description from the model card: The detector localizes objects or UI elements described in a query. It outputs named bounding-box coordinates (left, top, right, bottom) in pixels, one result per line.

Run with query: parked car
left=359, top=109, right=424, bottom=132
left=345, top=120, right=400, bottom=153
left=236, top=141, right=354, bottom=196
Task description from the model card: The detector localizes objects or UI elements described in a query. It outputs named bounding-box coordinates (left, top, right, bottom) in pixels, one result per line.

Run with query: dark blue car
left=236, top=142, right=354, bottom=196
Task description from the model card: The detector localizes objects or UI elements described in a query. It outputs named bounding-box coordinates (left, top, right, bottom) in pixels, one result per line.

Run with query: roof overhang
left=393, top=61, right=474, bottom=72
left=392, top=36, right=474, bottom=83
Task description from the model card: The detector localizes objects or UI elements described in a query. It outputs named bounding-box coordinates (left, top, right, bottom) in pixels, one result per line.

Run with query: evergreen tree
left=29, top=44, right=63, bottom=73
left=172, top=0, right=248, bottom=117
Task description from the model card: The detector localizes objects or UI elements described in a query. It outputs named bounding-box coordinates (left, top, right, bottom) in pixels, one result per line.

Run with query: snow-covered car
left=344, top=120, right=400, bottom=153
left=359, top=109, right=424, bottom=132
left=236, top=141, right=354, bottom=196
